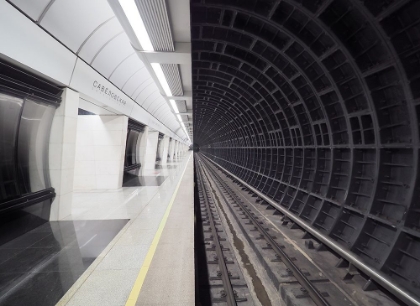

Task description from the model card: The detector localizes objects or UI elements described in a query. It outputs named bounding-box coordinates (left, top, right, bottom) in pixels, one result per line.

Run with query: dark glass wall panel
left=17, top=99, right=55, bottom=194
left=0, top=199, right=51, bottom=245
left=156, top=138, right=163, bottom=161
left=0, top=92, right=23, bottom=202
left=124, top=128, right=143, bottom=175
left=125, top=129, right=141, bottom=168
left=0, top=59, right=61, bottom=245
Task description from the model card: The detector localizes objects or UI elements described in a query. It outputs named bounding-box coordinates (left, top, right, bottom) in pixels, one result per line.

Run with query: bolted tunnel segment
left=192, top=0, right=420, bottom=302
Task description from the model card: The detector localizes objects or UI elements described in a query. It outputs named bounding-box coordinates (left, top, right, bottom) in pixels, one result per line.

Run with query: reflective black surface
left=0, top=86, right=56, bottom=245
left=122, top=174, right=167, bottom=187
left=155, top=165, right=177, bottom=169
left=124, top=129, right=141, bottom=168
left=0, top=199, right=51, bottom=246
left=0, top=219, right=128, bottom=306
left=0, top=92, right=23, bottom=203
left=18, top=99, right=55, bottom=194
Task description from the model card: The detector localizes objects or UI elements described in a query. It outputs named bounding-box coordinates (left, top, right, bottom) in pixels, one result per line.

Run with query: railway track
left=196, top=153, right=400, bottom=306
left=195, top=157, right=254, bottom=305
left=200, top=158, right=332, bottom=306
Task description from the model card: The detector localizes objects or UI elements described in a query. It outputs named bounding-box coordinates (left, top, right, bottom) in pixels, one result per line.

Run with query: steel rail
left=195, top=159, right=237, bottom=306
left=200, top=156, right=330, bottom=306
left=200, top=153, right=420, bottom=306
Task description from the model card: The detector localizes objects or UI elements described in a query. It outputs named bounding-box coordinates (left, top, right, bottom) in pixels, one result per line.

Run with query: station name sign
left=92, top=80, right=127, bottom=106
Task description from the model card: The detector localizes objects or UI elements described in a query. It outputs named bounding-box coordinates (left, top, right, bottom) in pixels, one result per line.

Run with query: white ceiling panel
left=78, top=17, right=122, bottom=62
left=9, top=0, right=50, bottom=21
left=122, top=69, right=152, bottom=97
left=133, top=71, right=154, bottom=88
left=132, top=79, right=154, bottom=100
left=157, top=107, right=174, bottom=122
left=91, top=34, right=133, bottom=78
left=155, top=106, right=172, bottom=120
left=147, top=96, right=166, bottom=114
left=40, top=0, right=115, bottom=52
left=147, top=101, right=165, bottom=116
left=149, top=99, right=167, bottom=115
left=109, top=54, right=143, bottom=88
left=152, top=103, right=167, bottom=117
left=141, top=90, right=162, bottom=110
left=135, top=85, right=156, bottom=106
left=153, top=105, right=165, bottom=122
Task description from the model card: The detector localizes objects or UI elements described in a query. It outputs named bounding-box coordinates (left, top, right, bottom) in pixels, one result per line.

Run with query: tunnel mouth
left=191, top=0, right=420, bottom=303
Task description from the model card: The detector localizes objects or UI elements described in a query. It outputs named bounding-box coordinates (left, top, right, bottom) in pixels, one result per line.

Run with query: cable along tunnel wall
left=191, top=0, right=420, bottom=303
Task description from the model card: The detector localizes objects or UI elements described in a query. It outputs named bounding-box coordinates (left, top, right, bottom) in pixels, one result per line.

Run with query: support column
left=161, top=135, right=170, bottom=166
left=168, top=138, right=175, bottom=162
left=157, top=137, right=164, bottom=163
left=141, top=129, right=159, bottom=175
left=49, top=88, right=79, bottom=220
left=137, top=127, right=149, bottom=173
left=73, top=115, right=128, bottom=190
left=173, top=141, right=178, bottom=159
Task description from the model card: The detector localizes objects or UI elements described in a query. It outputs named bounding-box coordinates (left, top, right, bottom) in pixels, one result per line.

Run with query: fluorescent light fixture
left=181, top=122, right=190, bottom=140
left=169, top=99, right=179, bottom=113
left=119, top=0, right=154, bottom=51
left=177, top=114, right=182, bottom=122
left=151, top=63, right=172, bottom=96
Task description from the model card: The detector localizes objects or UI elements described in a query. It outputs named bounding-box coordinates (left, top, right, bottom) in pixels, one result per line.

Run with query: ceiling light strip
left=118, top=0, right=154, bottom=51
left=169, top=99, right=179, bottom=113
left=135, top=0, right=174, bottom=51
left=151, top=63, right=172, bottom=96
left=161, top=64, right=184, bottom=96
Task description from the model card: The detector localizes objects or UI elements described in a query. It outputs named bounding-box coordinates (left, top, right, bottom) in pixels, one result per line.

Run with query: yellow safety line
left=125, top=154, right=191, bottom=306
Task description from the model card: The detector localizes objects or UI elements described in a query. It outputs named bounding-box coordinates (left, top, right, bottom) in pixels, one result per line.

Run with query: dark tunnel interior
left=191, top=0, right=420, bottom=300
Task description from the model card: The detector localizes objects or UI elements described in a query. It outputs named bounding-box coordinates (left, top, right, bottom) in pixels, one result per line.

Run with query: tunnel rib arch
left=192, top=0, right=420, bottom=301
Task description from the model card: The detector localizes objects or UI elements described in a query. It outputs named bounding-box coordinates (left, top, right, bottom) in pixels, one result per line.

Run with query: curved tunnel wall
left=192, top=0, right=420, bottom=299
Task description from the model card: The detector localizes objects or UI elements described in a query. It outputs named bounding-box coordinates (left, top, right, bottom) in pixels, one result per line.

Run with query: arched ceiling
left=193, top=0, right=419, bottom=147
left=9, top=0, right=179, bottom=132
left=192, top=0, right=420, bottom=302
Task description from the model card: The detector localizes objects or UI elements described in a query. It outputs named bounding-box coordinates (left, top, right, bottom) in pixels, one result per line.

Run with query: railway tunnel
left=0, top=0, right=419, bottom=305
left=192, top=0, right=420, bottom=305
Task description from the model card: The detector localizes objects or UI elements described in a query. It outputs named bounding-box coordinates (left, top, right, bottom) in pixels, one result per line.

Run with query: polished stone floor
left=67, top=161, right=186, bottom=221
left=0, top=219, right=128, bottom=306
left=57, top=153, right=194, bottom=306
left=123, top=174, right=167, bottom=187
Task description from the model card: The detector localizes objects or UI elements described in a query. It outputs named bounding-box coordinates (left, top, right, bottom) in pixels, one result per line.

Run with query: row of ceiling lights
left=119, top=0, right=191, bottom=143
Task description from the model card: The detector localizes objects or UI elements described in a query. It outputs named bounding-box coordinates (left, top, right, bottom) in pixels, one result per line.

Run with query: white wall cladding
left=74, top=115, right=127, bottom=191
left=0, top=1, right=76, bottom=85
left=3, top=0, right=186, bottom=142
left=90, top=34, right=133, bottom=76
left=9, top=0, right=51, bottom=21
left=78, top=17, right=122, bottom=61
left=40, top=0, right=116, bottom=53
left=110, top=54, right=141, bottom=87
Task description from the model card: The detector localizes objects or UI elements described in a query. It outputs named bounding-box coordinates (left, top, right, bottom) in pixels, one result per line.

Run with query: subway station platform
left=0, top=152, right=194, bottom=306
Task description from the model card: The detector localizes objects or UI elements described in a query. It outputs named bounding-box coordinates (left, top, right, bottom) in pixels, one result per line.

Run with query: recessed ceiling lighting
left=119, top=0, right=154, bottom=51
left=151, top=63, right=172, bottom=96
left=169, top=99, right=179, bottom=113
